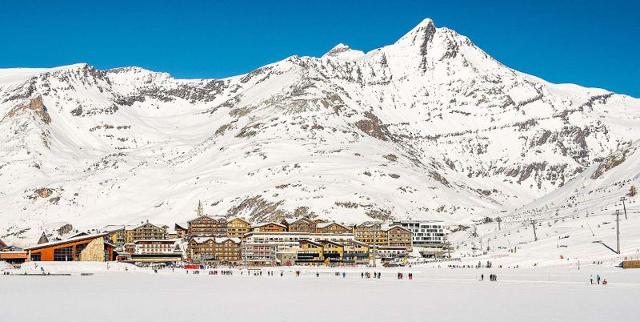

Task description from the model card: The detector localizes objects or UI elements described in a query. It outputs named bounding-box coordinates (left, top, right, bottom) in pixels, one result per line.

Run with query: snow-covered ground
left=1, top=262, right=639, bottom=322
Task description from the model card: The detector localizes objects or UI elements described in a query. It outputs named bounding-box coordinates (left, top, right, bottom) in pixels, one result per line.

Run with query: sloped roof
left=316, top=222, right=350, bottom=230
left=25, top=232, right=108, bottom=250
left=252, top=222, right=287, bottom=229
left=190, top=237, right=241, bottom=244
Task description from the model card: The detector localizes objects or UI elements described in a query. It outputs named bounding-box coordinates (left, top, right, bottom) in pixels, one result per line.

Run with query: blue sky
left=0, top=0, right=638, bottom=97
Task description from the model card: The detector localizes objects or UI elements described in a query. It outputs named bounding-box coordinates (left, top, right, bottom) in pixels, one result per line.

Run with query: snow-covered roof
left=316, top=222, right=349, bottom=229
left=134, top=239, right=177, bottom=244
left=25, top=232, right=108, bottom=250
left=190, top=237, right=241, bottom=244
left=252, top=222, right=287, bottom=228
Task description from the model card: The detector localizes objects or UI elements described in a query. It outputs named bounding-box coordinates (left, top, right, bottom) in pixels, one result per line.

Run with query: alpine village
left=0, top=201, right=447, bottom=268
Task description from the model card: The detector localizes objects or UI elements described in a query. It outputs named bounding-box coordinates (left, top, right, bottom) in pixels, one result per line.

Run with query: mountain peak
left=322, top=43, right=364, bottom=60
left=394, top=18, right=437, bottom=48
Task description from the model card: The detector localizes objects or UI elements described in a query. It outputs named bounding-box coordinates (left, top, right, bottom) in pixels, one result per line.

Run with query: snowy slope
left=450, top=140, right=640, bottom=266
left=1, top=18, right=640, bottom=247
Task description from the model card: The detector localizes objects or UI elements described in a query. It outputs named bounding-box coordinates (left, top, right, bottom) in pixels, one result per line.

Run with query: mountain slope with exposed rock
left=1, top=18, right=640, bottom=246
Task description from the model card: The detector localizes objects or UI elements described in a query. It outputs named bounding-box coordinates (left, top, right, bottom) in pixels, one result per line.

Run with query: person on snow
left=597, top=274, right=601, bottom=284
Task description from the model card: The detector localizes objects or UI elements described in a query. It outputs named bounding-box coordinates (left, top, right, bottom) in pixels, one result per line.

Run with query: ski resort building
left=251, top=222, right=287, bottom=233
left=226, top=218, right=251, bottom=238
left=391, top=220, right=445, bottom=246
left=316, top=222, right=352, bottom=234
left=385, top=225, right=413, bottom=250
left=128, top=240, right=182, bottom=264
left=25, top=233, right=115, bottom=262
left=188, top=215, right=227, bottom=237
left=281, top=218, right=317, bottom=233
left=187, top=237, right=242, bottom=264
left=353, top=223, right=388, bottom=247
left=131, top=222, right=168, bottom=241
left=134, top=239, right=179, bottom=255
left=174, top=223, right=188, bottom=239
left=242, top=232, right=356, bottom=266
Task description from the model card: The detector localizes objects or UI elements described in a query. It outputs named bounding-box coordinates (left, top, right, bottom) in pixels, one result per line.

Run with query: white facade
left=242, top=232, right=355, bottom=265
left=134, top=239, right=178, bottom=255
left=392, top=220, right=445, bottom=246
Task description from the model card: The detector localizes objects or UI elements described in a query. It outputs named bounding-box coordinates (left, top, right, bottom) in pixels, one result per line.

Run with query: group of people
left=590, top=274, right=607, bottom=285
left=207, top=270, right=233, bottom=275
left=480, top=273, right=498, bottom=281
left=397, top=272, right=413, bottom=280
left=361, top=272, right=381, bottom=279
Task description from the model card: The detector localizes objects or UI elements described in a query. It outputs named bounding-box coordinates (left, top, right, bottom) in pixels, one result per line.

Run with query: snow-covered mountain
left=2, top=18, right=640, bottom=246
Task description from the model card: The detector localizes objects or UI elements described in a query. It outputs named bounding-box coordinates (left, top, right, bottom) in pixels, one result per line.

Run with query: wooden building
left=282, top=218, right=316, bottom=233
left=342, top=240, right=371, bottom=265
left=353, top=223, right=388, bottom=247
left=188, top=215, right=227, bottom=237
left=25, top=233, right=115, bottom=262
left=189, top=237, right=241, bottom=264
left=131, top=222, right=167, bottom=241
left=385, top=225, right=413, bottom=250
left=226, top=217, right=251, bottom=238
left=175, top=223, right=188, bottom=239
left=296, top=240, right=324, bottom=265
left=318, top=240, right=344, bottom=263
left=0, top=249, right=29, bottom=264
left=251, top=222, right=287, bottom=233
left=316, top=222, right=351, bottom=234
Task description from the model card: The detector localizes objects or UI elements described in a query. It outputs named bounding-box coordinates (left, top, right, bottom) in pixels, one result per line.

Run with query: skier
left=481, top=274, right=484, bottom=281
left=597, top=274, right=601, bottom=285
left=590, top=275, right=593, bottom=285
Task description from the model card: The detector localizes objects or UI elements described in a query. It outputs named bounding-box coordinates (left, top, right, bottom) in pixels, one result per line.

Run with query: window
left=75, top=243, right=88, bottom=260
left=30, top=253, right=41, bottom=261
left=54, top=246, right=73, bottom=261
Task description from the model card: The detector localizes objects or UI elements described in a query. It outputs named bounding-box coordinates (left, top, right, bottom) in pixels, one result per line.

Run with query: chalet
left=296, top=240, right=324, bottom=265
left=318, top=240, right=344, bottom=263
left=342, top=240, right=371, bottom=265
left=282, top=218, right=316, bottom=233
left=316, top=222, right=351, bottom=234
left=101, top=225, right=136, bottom=246
left=25, top=233, right=115, bottom=262
left=175, top=222, right=188, bottom=239
left=131, top=222, right=167, bottom=241
left=353, top=222, right=388, bottom=247
left=188, top=237, right=241, bottom=264
left=188, top=215, right=227, bottom=237
left=226, top=217, right=251, bottom=238
left=251, top=222, right=287, bottom=233
left=384, top=225, right=413, bottom=250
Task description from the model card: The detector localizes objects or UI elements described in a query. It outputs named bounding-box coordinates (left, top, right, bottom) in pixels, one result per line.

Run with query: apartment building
left=188, top=215, right=227, bottom=237
left=391, top=220, right=445, bottom=246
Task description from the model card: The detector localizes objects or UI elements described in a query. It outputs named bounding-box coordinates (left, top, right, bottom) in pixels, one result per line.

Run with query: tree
left=629, top=185, right=637, bottom=197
